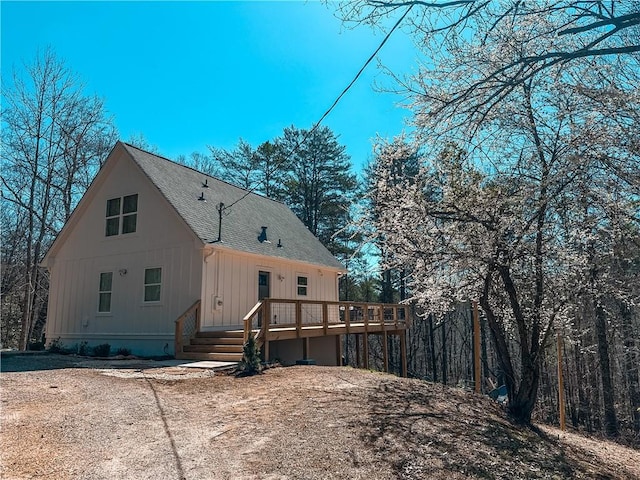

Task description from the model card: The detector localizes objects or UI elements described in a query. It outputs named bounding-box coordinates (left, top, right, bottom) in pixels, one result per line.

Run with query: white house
left=42, top=142, right=349, bottom=359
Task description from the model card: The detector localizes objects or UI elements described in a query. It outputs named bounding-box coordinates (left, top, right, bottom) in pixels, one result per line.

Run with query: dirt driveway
left=2, top=354, right=639, bottom=480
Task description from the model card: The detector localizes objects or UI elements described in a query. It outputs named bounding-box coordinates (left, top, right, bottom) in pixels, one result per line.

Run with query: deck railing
left=174, top=300, right=201, bottom=358
left=243, top=298, right=409, bottom=345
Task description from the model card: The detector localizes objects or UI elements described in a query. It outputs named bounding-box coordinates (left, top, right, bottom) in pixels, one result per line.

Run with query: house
left=42, top=142, right=409, bottom=368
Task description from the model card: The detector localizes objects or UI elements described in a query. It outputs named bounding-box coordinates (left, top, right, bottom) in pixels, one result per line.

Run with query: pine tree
left=239, top=334, right=262, bottom=376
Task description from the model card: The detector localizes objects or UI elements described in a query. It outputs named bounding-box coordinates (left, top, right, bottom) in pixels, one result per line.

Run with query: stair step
left=195, top=330, right=244, bottom=338
left=178, top=352, right=243, bottom=362
left=184, top=345, right=243, bottom=354
left=190, top=337, right=244, bottom=346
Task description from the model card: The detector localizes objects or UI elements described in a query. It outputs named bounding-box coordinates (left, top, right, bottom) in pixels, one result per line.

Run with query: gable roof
left=122, top=142, right=344, bottom=271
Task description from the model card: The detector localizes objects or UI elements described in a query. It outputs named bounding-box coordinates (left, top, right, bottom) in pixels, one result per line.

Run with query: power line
left=223, top=5, right=414, bottom=211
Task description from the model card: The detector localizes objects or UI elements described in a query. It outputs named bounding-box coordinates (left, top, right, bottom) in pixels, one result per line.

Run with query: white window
left=98, top=272, right=113, bottom=313
left=144, top=267, right=162, bottom=302
left=297, top=275, right=308, bottom=296
left=105, top=194, right=138, bottom=236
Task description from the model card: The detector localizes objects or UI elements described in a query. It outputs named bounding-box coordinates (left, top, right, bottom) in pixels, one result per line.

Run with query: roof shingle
left=123, top=142, right=345, bottom=271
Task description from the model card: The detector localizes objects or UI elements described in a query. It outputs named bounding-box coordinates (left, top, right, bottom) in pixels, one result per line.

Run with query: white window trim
left=105, top=193, right=138, bottom=237
left=97, top=271, right=114, bottom=315
left=142, top=266, right=163, bottom=304
left=296, top=273, right=309, bottom=297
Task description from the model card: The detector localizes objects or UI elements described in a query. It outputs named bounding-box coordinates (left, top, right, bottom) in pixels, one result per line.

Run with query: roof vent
left=258, top=226, right=270, bottom=243
left=202, top=179, right=209, bottom=188
left=198, top=192, right=206, bottom=201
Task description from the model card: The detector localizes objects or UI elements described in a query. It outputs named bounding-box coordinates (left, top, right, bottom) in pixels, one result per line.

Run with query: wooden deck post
left=344, top=303, right=351, bottom=333
left=363, top=304, right=370, bottom=369
left=558, top=332, right=566, bottom=431
left=174, top=321, right=182, bottom=359
left=296, top=300, right=302, bottom=338
left=336, top=335, right=342, bottom=366
left=400, top=330, right=407, bottom=378
left=473, top=301, right=481, bottom=394
left=303, top=337, right=310, bottom=360
left=355, top=334, right=361, bottom=368
left=382, top=331, right=389, bottom=373
left=363, top=334, right=369, bottom=370
left=322, top=302, right=329, bottom=336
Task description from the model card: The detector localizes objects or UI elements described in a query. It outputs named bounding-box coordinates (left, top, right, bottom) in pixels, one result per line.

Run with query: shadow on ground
left=0, top=352, right=183, bottom=373
left=354, top=379, right=635, bottom=479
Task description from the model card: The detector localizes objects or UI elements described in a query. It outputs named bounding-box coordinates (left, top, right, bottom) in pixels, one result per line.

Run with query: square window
left=100, top=272, right=113, bottom=291
left=99, top=293, right=112, bottom=312
left=106, top=198, right=121, bottom=217
left=122, top=214, right=137, bottom=234
left=123, top=194, right=138, bottom=214
left=145, top=267, right=162, bottom=284
left=105, top=194, right=138, bottom=236
left=105, top=217, right=119, bottom=236
left=144, top=285, right=161, bottom=302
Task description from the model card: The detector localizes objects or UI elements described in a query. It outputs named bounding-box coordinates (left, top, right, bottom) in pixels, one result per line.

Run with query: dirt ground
left=1, top=354, right=639, bottom=480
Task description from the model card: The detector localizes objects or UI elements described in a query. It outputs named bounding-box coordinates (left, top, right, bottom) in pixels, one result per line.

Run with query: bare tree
left=1, top=49, right=117, bottom=350
left=335, top=1, right=639, bottom=119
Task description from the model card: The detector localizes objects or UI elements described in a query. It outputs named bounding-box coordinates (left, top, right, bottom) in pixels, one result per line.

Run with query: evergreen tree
left=278, top=125, right=359, bottom=258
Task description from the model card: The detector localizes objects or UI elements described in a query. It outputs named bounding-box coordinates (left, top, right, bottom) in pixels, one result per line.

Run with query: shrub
left=238, top=334, right=262, bottom=376
left=77, top=341, right=89, bottom=356
left=48, top=338, right=65, bottom=354
left=28, top=341, right=45, bottom=351
left=93, top=343, right=111, bottom=357
left=115, top=347, right=131, bottom=356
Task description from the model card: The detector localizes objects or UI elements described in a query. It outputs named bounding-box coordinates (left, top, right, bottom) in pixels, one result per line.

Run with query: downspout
left=202, top=247, right=216, bottom=327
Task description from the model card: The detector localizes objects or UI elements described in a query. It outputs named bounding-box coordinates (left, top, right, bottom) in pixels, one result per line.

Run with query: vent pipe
left=217, top=202, right=224, bottom=242
left=258, top=226, right=269, bottom=243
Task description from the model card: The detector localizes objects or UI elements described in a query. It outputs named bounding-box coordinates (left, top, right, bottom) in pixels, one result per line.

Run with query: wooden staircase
left=179, top=330, right=244, bottom=362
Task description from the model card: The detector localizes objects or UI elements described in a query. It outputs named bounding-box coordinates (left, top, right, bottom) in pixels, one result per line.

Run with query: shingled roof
left=122, top=142, right=345, bottom=271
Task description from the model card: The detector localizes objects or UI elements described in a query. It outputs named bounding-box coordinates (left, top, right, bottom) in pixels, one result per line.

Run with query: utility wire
left=223, top=5, right=414, bottom=211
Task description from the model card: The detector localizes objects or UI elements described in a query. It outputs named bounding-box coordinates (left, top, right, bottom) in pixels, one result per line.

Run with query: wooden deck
left=244, top=299, right=410, bottom=375
left=176, top=298, right=411, bottom=374
left=243, top=298, right=409, bottom=341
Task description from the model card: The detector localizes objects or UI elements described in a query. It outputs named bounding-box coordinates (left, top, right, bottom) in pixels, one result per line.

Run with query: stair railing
left=174, top=300, right=201, bottom=359
left=243, top=300, right=266, bottom=348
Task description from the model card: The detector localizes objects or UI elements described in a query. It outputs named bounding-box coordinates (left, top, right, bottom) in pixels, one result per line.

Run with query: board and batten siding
left=200, top=248, right=341, bottom=330
left=45, top=150, right=202, bottom=356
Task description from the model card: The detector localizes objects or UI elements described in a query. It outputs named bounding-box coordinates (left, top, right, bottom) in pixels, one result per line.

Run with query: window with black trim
left=144, top=267, right=162, bottom=302
left=297, top=275, right=308, bottom=296
left=105, top=194, right=138, bottom=236
left=98, top=272, right=113, bottom=313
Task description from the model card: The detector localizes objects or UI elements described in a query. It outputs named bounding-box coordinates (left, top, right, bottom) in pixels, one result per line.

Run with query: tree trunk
left=428, top=314, right=437, bottom=382
left=594, top=299, right=619, bottom=437
left=507, top=353, right=541, bottom=424
left=620, top=302, right=640, bottom=435
left=441, top=318, right=447, bottom=386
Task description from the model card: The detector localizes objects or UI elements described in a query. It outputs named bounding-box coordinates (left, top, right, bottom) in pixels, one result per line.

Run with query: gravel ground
left=1, top=353, right=639, bottom=480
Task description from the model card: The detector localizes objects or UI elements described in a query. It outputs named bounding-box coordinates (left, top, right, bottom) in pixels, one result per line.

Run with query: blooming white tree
left=358, top=1, right=640, bottom=424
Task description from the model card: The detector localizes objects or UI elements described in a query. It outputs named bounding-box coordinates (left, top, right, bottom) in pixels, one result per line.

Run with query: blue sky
left=2, top=1, right=417, bottom=171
